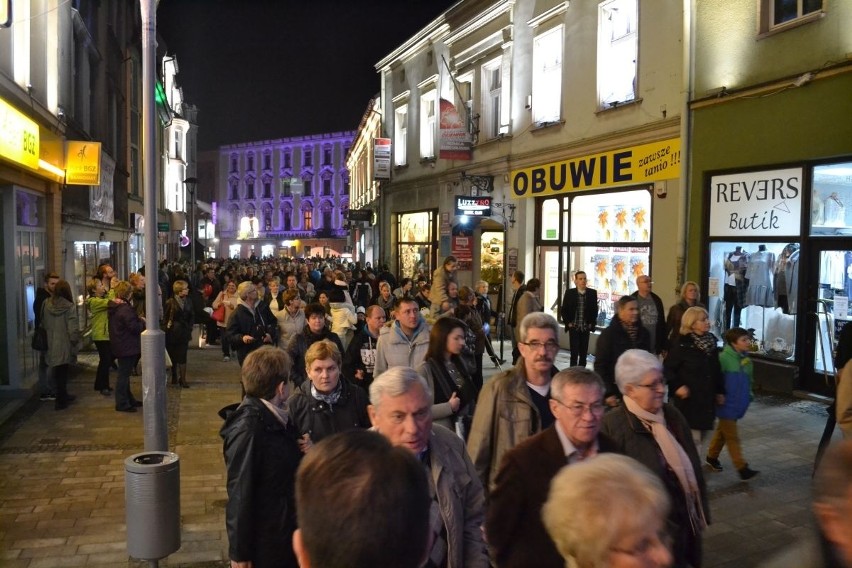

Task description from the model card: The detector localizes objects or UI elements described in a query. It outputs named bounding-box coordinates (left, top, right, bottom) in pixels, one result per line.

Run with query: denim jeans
left=115, top=356, right=138, bottom=410
left=38, top=352, right=55, bottom=395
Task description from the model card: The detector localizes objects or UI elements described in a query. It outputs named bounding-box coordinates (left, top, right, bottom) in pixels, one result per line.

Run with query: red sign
left=439, top=99, right=472, bottom=160
left=451, top=236, right=473, bottom=261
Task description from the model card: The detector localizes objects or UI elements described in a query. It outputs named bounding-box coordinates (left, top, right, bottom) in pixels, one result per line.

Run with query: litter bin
left=125, top=451, right=181, bottom=560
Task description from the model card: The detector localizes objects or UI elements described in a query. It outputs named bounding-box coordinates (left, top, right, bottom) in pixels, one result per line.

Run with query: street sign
left=157, top=222, right=170, bottom=232
left=348, top=209, right=372, bottom=222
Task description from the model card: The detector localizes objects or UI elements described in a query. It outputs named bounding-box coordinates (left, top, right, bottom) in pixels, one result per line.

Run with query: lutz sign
left=455, top=196, right=492, bottom=217
left=708, top=168, right=802, bottom=237
left=510, top=138, right=681, bottom=198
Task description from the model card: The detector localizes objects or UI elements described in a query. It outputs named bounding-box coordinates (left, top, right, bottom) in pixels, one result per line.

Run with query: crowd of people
left=33, top=254, right=852, bottom=568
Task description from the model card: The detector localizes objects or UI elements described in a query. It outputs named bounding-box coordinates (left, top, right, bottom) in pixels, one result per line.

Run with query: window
left=303, top=210, right=313, bottom=230
left=420, top=91, right=436, bottom=158
left=762, top=0, right=823, bottom=31
left=322, top=210, right=333, bottom=229
left=323, top=178, right=332, bottom=196
left=263, top=153, right=271, bottom=170
left=395, top=105, right=408, bottom=165
left=304, top=148, right=313, bottom=167
left=281, top=179, right=292, bottom=197
left=231, top=155, right=238, bottom=172
left=230, top=181, right=239, bottom=200
left=262, top=181, right=272, bottom=198
left=283, top=150, right=291, bottom=169
left=597, top=0, right=638, bottom=108
left=282, top=206, right=292, bottom=231
left=481, top=59, right=502, bottom=139
left=304, top=177, right=313, bottom=197
left=174, top=130, right=183, bottom=160
left=262, top=204, right=273, bottom=231
left=246, top=179, right=255, bottom=199
left=532, top=26, right=563, bottom=125
left=323, top=148, right=332, bottom=165
left=247, top=154, right=254, bottom=171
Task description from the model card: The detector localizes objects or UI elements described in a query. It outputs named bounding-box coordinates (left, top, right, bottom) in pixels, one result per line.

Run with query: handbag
left=32, top=303, right=48, bottom=351
left=211, top=304, right=226, bottom=323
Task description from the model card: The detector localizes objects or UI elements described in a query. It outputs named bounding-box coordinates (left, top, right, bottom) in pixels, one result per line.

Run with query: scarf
left=311, top=381, right=342, bottom=406
left=691, top=332, right=717, bottom=355
left=623, top=396, right=707, bottom=535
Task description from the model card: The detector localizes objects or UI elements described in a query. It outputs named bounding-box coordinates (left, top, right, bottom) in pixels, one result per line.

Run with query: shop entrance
left=801, top=243, right=852, bottom=394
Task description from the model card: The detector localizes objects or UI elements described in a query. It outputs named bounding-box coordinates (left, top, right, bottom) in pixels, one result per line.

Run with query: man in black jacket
left=507, top=271, right=526, bottom=365
left=560, top=271, right=599, bottom=368
left=343, top=305, right=386, bottom=391
left=287, top=303, right=345, bottom=387
left=34, top=272, right=60, bottom=401
left=221, top=346, right=302, bottom=568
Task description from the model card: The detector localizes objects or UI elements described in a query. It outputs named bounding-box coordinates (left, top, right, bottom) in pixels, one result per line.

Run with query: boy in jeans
left=706, top=327, right=760, bottom=480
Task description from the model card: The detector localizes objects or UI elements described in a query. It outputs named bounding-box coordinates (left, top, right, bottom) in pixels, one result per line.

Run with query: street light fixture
left=184, top=177, right=198, bottom=274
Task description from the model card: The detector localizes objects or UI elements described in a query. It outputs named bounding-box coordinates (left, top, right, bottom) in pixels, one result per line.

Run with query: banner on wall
left=510, top=138, right=681, bottom=198
left=708, top=167, right=802, bottom=237
left=438, top=98, right=472, bottom=160
left=374, top=138, right=391, bottom=180
left=89, top=153, right=115, bottom=224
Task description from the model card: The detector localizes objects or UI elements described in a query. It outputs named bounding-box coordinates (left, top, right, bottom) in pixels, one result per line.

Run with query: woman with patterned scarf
left=287, top=339, right=371, bottom=452
left=664, top=306, right=726, bottom=457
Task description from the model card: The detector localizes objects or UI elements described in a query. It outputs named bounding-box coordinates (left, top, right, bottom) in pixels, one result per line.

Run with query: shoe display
left=705, top=456, right=723, bottom=472
left=40, top=393, right=57, bottom=401
left=738, top=466, right=760, bottom=481
left=223, top=356, right=230, bottom=362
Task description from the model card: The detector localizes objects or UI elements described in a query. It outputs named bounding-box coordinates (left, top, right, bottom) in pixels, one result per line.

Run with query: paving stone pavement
left=0, top=342, right=842, bottom=567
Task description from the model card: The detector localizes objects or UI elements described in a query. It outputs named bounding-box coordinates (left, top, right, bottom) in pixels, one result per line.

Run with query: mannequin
left=774, top=243, right=799, bottom=314
left=745, top=245, right=775, bottom=307
left=724, top=247, right=748, bottom=329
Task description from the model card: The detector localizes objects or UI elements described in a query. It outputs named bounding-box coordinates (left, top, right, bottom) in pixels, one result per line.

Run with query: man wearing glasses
left=467, top=312, right=561, bottom=496
left=631, top=274, right=667, bottom=355
left=484, top=367, right=615, bottom=568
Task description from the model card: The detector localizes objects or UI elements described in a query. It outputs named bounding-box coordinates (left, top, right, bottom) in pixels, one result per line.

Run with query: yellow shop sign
left=0, top=97, right=39, bottom=170
left=65, top=141, right=102, bottom=185
left=510, top=138, right=681, bottom=198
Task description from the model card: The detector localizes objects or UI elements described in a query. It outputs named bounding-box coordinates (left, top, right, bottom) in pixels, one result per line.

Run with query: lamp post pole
left=184, top=177, right=198, bottom=278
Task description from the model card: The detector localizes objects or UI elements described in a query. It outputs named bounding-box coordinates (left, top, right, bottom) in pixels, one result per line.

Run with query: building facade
left=346, top=95, right=384, bottom=267
left=688, top=0, right=852, bottom=394
left=217, top=132, right=354, bottom=259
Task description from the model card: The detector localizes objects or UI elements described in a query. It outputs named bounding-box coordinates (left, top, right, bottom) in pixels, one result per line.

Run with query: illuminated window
left=174, top=129, right=183, bottom=160
left=761, top=0, right=823, bottom=32
left=395, top=104, right=408, bottom=165
left=481, top=59, right=502, bottom=139
left=303, top=210, right=313, bottom=230
left=420, top=91, right=435, bottom=158
left=262, top=203, right=273, bottom=231
left=597, top=0, right=637, bottom=108
left=532, top=26, right=563, bottom=125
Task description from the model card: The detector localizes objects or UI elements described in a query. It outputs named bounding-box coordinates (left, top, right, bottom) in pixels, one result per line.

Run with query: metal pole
left=190, top=187, right=196, bottom=273
left=141, top=0, right=168, bottom=452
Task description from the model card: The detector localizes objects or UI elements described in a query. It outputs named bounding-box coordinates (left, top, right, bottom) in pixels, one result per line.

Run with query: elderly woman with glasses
left=542, top=453, right=673, bottom=568
left=601, top=349, right=709, bottom=568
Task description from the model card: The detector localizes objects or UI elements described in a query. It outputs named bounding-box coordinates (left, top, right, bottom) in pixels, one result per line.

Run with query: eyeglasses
left=611, top=529, right=673, bottom=557
left=553, top=398, right=605, bottom=417
left=634, top=380, right=666, bottom=391
left=521, top=340, right=560, bottom=351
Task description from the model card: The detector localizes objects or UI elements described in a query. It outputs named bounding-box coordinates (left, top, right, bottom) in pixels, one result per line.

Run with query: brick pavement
left=0, top=342, right=842, bottom=567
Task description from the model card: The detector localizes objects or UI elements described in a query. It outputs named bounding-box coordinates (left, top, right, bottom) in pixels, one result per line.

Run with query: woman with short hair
left=601, top=349, right=708, bottom=568
left=287, top=339, right=370, bottom=448
left=164, top=280, right=194, bottom=388
left=542, top=453, right=673, bottom=568
left=666, top=281, right=706, bottom=347
left=109, top=280, right=146, bottom=412
left=212, top=280, right=239, bottom=362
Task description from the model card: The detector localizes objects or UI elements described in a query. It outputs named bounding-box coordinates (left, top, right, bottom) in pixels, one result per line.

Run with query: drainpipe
left=676, top=0, right=696, bottom=291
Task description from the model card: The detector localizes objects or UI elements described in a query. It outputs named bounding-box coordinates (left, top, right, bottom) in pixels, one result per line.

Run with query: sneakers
left=738, top=466, right=760, bottom=481
left=705, top=456, right=723, bottom=472
left=223, top=356, right=230, bottom=362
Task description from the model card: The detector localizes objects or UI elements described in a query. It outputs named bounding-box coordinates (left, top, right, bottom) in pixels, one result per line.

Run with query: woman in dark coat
left=288, top=339, right=370, bottom=448
left=665, top=281, right=706, bottom=348
left=664, top=306, right=725, bottom=456
left=594, top=296, right=652, bottom=406
left=164, top=280, right=194, bottom=388
left=43, top=280, right=81, bottom=410
left=227, top=281, right=277, bottom=369
left=220, top=346, right=302, bottom=568
left=108, top=281, right=146, bottom=412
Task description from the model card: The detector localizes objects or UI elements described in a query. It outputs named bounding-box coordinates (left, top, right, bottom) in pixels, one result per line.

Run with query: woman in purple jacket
left=109, top=281, right=146, bottom=412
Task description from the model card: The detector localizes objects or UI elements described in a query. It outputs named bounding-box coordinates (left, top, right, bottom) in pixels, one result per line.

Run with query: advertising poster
left=438, top=98, right=471, bottom=160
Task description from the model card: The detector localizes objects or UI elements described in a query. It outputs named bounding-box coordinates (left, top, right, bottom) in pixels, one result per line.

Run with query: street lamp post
left=184, top=177, right=198, bottom=277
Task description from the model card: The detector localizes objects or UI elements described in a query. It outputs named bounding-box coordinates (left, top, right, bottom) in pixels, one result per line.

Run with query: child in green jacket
left=706, top=327, right=760, bottom=480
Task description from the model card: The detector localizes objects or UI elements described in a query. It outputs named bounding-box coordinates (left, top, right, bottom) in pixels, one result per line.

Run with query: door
left=537, top=245, right=564, bottom=322
left=801, top=243, right=852, bottom=394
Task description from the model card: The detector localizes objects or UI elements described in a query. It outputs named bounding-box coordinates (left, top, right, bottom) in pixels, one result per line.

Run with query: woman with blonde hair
left=212, top=280, right=239, bottom=362
left=87, top=277, right=113, bottom=396
left=542, top=453, right=673, bottom=568
left=665, top=281, right=705, bottom=347
left=164, top=280, right=194, bottom=388
left=664, top=306, right=725, bottom=455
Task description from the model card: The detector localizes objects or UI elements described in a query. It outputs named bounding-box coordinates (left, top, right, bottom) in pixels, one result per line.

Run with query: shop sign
left=374, top=138, right=391, bottom=180
left=0, top=97, right=39, bottom=170
left=708, top=167, right=802, bottom=237
left=66, top=141, right=102, bottom=185
left=157, top=222, right=170, bottom=232
left=348, top=209, right=372, bottom=222
left=454, top=196, right=492, bottom=217
left=510, top=138, right=681, bottom=198
left=451, top=236, right=473, bottom=261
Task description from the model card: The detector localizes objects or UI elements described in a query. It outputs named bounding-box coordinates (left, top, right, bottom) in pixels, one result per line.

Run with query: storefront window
left=706, top=241, right=798, bottom=359
left=540, top=198, right=560, bottom=240
left=480, top=231, right=504, bottom=284
left=397, top=210, right=437, bottom=280
left=570, top=189, right=651, bottom=243
left=570, top=245, right=650, bottom=326
left=810, top=161, right=852, bottom=236
left=814, top=249, right=852, bottom=376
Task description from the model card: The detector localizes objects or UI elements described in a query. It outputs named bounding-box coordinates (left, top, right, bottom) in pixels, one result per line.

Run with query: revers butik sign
left=708, top=167, right=803, bottom=237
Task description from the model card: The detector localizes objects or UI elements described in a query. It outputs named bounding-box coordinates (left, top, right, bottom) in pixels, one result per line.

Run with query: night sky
left=157, top=0, right=458, bottom=151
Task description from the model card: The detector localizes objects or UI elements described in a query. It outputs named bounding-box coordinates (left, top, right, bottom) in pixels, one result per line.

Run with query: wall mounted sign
left=374, top=138, right=391, bottom=180
left=708, top=167, right=803, bottom=237
left=0, top=96, right=39, bottom=170
left=454, top=196, right=492, bottom=217
left=66, top=141, right=102, bottom=185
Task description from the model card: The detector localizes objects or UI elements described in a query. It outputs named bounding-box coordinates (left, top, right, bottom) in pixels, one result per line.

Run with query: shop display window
left=480, top=231, right=504, bottom=284
left=813, top=249, right=852, bottom=375
left=397, top=210, right=437, bottom=279
left=706, top=241, right=798, bottom=360
left=570, top=245, right=650, bottom=326
left=570, top=189, right=651, bottom=244
left=810, top=161, right=852, bottom=236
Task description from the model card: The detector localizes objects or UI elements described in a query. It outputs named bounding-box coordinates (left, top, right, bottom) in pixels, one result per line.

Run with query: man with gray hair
left=467, top=312, right=560, bottom=495
left=485, top=367, right=617, bottom=567
left=368, top=367, right=488, bottom=568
